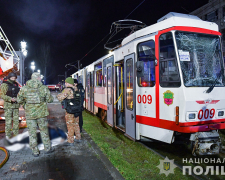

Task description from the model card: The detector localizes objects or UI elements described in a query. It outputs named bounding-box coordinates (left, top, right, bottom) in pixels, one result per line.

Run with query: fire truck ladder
left=0, top=26, right=20, bottom=64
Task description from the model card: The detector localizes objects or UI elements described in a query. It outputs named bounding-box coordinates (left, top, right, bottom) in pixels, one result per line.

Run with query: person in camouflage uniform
left=57, top=77, right=81, bottom=145
left=0, top=73, right=20, bottom=138
left=17, top=72, right=54, bottom=157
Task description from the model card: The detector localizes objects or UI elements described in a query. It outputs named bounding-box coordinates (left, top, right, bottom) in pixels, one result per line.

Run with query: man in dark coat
left=74, top=79, right=85, bottom=133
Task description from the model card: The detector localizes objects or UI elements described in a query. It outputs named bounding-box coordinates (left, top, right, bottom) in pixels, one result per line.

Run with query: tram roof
left=122, top=12, right=219, bottom=46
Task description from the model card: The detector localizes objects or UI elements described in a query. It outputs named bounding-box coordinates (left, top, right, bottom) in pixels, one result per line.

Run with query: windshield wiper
left=205, top=70, right=223, bottom=93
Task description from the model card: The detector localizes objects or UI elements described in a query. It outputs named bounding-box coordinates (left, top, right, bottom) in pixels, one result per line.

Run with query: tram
left=72, top=12, right=225, bottom=155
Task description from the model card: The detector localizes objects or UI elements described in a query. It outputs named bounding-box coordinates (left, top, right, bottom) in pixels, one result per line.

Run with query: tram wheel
left=100, top=109, right=107, bottom=121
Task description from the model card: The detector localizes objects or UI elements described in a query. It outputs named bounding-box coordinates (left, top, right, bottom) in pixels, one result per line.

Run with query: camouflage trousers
left=65, top=112, right=81, bottom=143
left=4, top=108, right=19, bottom=137
left=26, top=117, right=51, bottom=154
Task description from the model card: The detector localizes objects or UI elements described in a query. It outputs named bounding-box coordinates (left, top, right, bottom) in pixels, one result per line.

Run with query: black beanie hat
left=8, top=72, right=17, bottom=79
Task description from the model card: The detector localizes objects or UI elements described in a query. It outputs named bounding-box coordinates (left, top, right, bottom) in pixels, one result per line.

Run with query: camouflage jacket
left=0, top=80, right=20, bottom=109
left=17, top=79, right=54, bottom=119
left=57, top=87, right=77, bottom=102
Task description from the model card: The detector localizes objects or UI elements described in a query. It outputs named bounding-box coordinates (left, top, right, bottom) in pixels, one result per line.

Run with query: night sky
left=0, top=0, right=209, bottom=84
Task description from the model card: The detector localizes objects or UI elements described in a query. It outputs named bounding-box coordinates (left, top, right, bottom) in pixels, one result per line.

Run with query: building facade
left=190, top=0, right=225, bottom=56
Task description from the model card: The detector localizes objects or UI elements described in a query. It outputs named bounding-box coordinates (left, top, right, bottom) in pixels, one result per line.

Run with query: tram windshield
left=175, top=31, right=225, bottom=87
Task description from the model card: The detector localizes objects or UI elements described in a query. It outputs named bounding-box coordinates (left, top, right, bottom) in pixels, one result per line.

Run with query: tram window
left=107, top=66, right=112, bottom=104
left=86, top=72, right=88, bottom=87
left=79, top=75, right=83, bottom=84
left=103, top=66, right=106, bottom=87
left=126, top=59, right=133, bottom=110
left=96, top=69, right=102, bottom=86
left=175, top=31, right=225, bottom=87
left=95, top=62, right=103, bottom=87
left=137, top=40, right=155, bottom=87
left=103, top=56, right=114, bottom=87
left=87, top=74, right=90, bottom=97
left=159, top=32, right=181, bottom=87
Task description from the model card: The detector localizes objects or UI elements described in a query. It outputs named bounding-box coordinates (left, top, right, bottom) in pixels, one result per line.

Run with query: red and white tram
left=72, top=12, right=225, bottom=155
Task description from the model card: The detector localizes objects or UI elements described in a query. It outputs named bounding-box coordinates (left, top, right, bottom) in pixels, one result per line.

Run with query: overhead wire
left=104, top=28, right=125, bottom=50
left=68, top=33, right=110, bottom=65
left=69, top=0, right=146, bottom=66
left=124, top=0, right=146, bottom=19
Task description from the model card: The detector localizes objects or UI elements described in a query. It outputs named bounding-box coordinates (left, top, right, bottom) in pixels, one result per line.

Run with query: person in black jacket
left=0, top=73, right=20, bottom=138
left=74, top=79, right=85, bottom=133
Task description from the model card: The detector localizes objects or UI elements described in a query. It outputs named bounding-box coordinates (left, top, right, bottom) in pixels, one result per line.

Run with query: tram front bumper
left=177, top=121, right=225, bottom=133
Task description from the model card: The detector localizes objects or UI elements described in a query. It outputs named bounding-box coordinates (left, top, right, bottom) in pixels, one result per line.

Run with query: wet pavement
left=0, top=92, right=123, bottom=180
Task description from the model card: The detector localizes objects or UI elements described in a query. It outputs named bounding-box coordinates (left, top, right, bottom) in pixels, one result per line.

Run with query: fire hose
left=0, top=126, right=27, bottom=168
left=0, top=147, right=9, bottom=168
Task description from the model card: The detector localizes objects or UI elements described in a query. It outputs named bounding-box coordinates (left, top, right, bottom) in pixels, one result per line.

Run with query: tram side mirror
left=136, top=61, right=144, bottom=78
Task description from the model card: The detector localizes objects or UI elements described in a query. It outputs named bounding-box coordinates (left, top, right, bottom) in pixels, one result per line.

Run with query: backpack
left=64, top=88, right=81, bottom=114
left=77, top=83, right=85, bottom=111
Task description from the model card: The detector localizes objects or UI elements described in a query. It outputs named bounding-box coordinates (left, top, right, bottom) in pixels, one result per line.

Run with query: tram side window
left=103, top=66, right=106, bottom=87
left=137, top=40, right=155, bottom=87
left=107, top=66, right=112, bottom=104
left=103, top=55, right=114, bottom=87
left=95, top=62, right=103, bottom=87
left=79, top=75, right=83, bottom=84
left=159, top=32, right=181, bottom=87
left=96, top=69, right=102, bottom=86
left=87, top=74, right=90, bottom=97
left=126, top=59, right=133, bottom=110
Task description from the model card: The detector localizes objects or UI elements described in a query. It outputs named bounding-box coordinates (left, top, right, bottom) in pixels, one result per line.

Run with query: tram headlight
left=216, top=109, right=225, bottom=118
left=186, top=112, right=197, bottom=121
left=218, top=111, right=224, bottom=117
left=189, top=113, right=196, bottom=119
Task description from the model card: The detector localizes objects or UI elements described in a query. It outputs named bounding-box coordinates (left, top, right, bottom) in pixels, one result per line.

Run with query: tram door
left=115, top=61, right=125, bottom=130
left=90, top=71, right=94, bottom=113
left=124, top=54, right=136, bottom=139
left=87, top=73, right=91, bottom=111
left=106, top=63, right=113, bottom=125
left=84, top=69, right=87, bottom=109
left=92, top=71, right=94, bottom=113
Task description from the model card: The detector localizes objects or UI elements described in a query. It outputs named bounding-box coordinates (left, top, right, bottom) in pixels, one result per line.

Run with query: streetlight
left=20, top=40, right=28, bottom=85
left=20, top=41, right=27, bottom=57
left=37, top=69, right=40, bottom=73
left=31, top=61, right=35, bottom=72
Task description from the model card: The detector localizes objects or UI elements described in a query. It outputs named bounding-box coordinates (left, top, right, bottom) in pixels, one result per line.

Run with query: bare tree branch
left=36, top=41, right=51, bottom=84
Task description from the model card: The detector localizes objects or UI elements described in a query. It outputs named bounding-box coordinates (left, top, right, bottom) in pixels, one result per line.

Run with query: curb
left=82, top=130, right=125, bottom=180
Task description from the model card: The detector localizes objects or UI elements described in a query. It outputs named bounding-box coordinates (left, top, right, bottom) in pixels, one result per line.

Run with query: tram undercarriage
left=172, top=130, right=222, bottom=156
left=190, top=131, right=221, bottom=156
